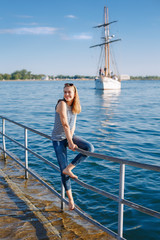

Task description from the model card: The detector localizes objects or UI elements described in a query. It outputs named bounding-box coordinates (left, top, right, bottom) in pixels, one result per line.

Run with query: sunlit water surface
left=0, top=80, right=160, bottom=240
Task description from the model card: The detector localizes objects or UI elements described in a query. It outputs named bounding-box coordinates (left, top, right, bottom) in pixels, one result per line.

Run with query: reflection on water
left=95, top=89, right=121, bottom=109
left=0, top=153, right=115, bottom=240
left=94, top=89, right=121, bottom=147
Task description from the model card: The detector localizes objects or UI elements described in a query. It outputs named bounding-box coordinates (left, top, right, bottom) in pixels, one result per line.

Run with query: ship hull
left=95, top=76, right=121, bottom=90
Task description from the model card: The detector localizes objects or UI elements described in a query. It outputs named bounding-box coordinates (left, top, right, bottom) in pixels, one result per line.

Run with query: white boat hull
left=95, top=76, right=121, bottom=90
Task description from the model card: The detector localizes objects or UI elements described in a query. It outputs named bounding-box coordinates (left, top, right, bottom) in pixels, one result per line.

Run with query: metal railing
left=0, top=116, right=160, bottom=240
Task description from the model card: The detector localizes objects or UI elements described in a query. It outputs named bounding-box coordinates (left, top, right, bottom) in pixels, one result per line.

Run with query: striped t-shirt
left=51, top=102, right=76, bottom=141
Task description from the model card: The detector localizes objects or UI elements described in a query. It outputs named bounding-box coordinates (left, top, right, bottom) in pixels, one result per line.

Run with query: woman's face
left=64, top=86, right=75, bottom=103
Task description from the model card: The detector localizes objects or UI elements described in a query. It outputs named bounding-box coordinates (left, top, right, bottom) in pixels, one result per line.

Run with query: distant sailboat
left=90, top=6, right=121, bottom=90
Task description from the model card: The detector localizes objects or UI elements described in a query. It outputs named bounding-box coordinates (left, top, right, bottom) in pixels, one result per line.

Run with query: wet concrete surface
left=0, top=153, right=115, bottom=240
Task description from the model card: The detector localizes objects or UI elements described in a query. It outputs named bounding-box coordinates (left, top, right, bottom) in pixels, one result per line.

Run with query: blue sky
left=0, top=0, right=160, bottom=76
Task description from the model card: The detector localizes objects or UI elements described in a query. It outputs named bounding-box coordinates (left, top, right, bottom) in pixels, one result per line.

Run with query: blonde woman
left=52, top=83, right=94, bottom=210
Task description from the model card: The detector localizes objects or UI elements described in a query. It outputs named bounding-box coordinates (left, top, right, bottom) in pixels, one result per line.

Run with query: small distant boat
left=41, top=75, right=49, bottom=81
left=90, top=6, right=121, bottom=90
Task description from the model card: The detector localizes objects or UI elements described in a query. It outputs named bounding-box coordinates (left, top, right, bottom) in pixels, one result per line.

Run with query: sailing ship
left=90, top=6, right=121, bottom=90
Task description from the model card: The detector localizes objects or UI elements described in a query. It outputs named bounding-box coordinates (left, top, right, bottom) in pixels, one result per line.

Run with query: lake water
left=0, top=80, right=160, bottom=240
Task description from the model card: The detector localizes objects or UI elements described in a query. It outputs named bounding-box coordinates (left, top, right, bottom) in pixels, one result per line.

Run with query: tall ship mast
left=90, top=6, right=121, bottom=90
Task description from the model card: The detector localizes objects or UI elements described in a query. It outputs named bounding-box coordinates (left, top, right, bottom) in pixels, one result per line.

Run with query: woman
left=52, top=83, right=94, bottom=210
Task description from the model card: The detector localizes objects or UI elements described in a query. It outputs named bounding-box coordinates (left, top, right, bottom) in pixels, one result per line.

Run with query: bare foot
left=69, top=200, right=75, bottom=210
left=63, top=168, right=78, bottom=179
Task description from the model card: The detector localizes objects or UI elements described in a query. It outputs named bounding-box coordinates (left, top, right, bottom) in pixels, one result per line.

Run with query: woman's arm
left=70, top=115, right=77, bottom=137
left=57, top=101, right=77, bottom=151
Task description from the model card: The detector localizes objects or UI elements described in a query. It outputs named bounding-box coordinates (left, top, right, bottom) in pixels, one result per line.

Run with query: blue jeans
left=52, top=135, right=94, bottom=191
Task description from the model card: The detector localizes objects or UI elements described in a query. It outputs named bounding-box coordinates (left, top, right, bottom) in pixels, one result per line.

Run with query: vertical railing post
left=24, top=128, right=28, bottom=179
left=2, top=118, right=6, bottom=160
left=118, top=163, right=125, bottom=239
left=61, top=181, right=65, bottom=210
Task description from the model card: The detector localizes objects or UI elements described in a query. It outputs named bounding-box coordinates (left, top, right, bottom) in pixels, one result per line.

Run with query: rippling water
left=0, top=80, right=160, bottom=239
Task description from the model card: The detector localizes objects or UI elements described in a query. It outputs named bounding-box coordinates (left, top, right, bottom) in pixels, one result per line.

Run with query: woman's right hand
left=68, top=141, right=78, bottom=151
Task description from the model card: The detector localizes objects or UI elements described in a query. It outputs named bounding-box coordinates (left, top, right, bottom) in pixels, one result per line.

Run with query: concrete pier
left=0, top=155, right=115, bottom=240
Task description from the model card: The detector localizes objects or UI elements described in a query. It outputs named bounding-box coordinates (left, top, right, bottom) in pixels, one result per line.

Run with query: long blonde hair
left=64, top=83, right=81, bottom=114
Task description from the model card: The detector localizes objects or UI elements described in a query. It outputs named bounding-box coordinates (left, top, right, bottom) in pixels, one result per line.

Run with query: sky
left=0, top=0, right=160, bottom=76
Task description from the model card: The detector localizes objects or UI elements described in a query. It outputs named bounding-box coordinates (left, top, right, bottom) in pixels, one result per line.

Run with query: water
left=0, top=80, right=160, bottom=240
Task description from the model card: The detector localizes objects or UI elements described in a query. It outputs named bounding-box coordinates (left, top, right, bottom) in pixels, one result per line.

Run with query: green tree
left=3, top=73, right=11, bottom=80
left=11, top=71, right=21, bottom=80
left=0, top=74, right=3, bottom=80
left=20, top=69, right=28, bottom=79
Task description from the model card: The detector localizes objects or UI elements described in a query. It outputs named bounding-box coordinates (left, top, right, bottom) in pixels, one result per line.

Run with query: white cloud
left=72, top=33, right=92, bottom=40
left=65, top=15, right=77, bottom=19
left=0, top=27, right=58, bottom=35
left=61, top=33, right=92, bottom=40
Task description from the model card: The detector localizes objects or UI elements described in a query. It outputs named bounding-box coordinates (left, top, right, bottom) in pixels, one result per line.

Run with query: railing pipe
left=76, top=148, right=160, bottom=172
left=118, top=163, right=125, bottom=239
left=61, top=182, right=65, bottom=210
left=2, top=118, right=6, bottom=159
left=24, top=128, right=28, bottom=179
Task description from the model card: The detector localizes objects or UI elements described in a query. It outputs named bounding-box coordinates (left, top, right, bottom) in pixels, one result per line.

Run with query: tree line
left=56, top=75, right=94, bottom=79
left=130, top=75, right=160, bottom=80
left=0, top=69, right=45, bottom=80
left=1, top=69, right=159, bottom=81
left=0, top=69, right=95, bottom=80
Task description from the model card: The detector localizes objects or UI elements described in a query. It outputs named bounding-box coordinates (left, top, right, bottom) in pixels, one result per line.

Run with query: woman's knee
left=86, top=142, right=94, bottom=152
left=73, top=136, right=94, bottom=152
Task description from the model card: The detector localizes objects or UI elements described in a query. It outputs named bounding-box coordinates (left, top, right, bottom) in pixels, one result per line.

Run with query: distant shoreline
left=0, top=78, right=95, bottom=82
left=1, top=69, right=160, bottom=81
left=1, top=78, right=160, bottom=82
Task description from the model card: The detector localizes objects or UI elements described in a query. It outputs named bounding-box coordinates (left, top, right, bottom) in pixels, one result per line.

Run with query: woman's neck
left=66, top=100, right=73, bottom=106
